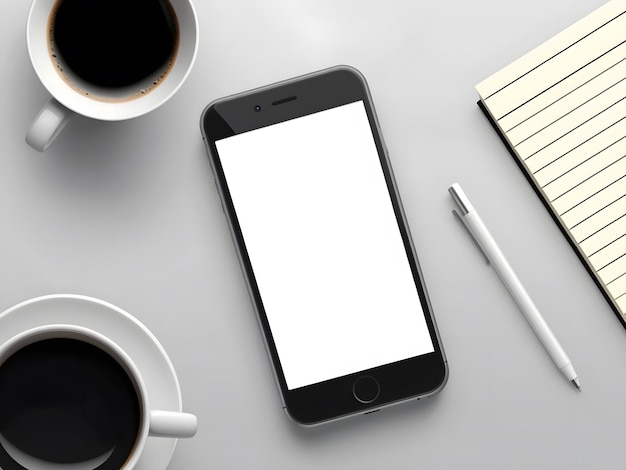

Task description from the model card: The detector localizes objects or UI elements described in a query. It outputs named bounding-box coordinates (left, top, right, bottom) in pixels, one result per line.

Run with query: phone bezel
left=200, top=66, right=448, bottom=425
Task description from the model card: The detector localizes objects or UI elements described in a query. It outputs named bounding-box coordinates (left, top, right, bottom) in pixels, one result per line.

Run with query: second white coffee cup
left=0, top=324, right=197, bottom=470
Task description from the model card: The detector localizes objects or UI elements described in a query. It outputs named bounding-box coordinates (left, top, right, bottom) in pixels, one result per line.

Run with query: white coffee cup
left=0, top=324, right=197, bottom=470
left=25, top=0, right=199, bottom=151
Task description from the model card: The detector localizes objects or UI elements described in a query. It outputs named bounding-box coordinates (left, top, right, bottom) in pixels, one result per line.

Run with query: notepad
left=476, top=0, right=626, bottom=327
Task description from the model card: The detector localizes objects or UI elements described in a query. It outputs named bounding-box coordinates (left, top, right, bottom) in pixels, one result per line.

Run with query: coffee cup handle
left=149, top=410, right=198, bottom=438
left=25, top=98, right=75, bottom=152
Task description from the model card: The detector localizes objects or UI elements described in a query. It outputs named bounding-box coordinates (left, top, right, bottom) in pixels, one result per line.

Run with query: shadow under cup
left=0, top=335, right=144, bottom=470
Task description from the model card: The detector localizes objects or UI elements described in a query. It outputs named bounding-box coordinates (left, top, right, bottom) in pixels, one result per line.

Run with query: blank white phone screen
left=216, top=101, right=434, bottom=390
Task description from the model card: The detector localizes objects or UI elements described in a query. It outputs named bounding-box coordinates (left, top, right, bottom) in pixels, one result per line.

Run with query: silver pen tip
left=448, top=183, right=473, bottom=215
left=571, top=378, right=581, bottom=392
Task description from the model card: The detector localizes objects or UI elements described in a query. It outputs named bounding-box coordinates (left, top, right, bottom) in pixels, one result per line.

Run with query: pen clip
left=452, top=209, right=490, bottom=265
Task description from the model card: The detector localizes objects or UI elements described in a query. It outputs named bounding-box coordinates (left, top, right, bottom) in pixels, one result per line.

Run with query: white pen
left=448, top=183, right=581, bottom=391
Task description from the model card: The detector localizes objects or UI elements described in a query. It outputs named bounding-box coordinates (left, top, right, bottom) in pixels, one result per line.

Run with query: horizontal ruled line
left=570, top=193, right=626, bottom=230
left=505, top=56, right=626, bottom=135
left=497, top=40, right=626, bottom=121
left=598, top=251, right=626, bottom=272
left=550, top=153, right=626, bottom=203
left=523, top=96, right=626, bottom=162
left=512, top=75, right=626, bottom=147
left=485, top=10, right=626, bottom=101
left=588, top=233, right=626, bottom=258
left=530, top=117, right=626, bottom=173
left=541, top=135, right=626, bottom=188
left=559, top=173, right=626, bottom=217
left=579, top=212, right=626, bottom=244
left=606, top=271, right=626, bottom=286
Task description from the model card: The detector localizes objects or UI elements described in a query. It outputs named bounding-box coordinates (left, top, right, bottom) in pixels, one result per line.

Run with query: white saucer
left=0, top=294, right=183, bottom=470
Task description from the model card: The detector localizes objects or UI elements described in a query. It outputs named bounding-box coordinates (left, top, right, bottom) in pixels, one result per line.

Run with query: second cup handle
left=149, top=410, right=198, bottom=438
left=25, top=98, right=75, bottom=152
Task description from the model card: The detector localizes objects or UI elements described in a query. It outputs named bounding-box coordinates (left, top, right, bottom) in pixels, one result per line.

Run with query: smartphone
left=200, top=66, right=447, bottom=425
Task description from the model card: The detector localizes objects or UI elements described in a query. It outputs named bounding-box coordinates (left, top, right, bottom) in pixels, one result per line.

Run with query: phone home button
left=352, top=375, right=380, bottom=404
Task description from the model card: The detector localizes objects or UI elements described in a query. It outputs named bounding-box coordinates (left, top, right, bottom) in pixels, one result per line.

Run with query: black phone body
left=200, top=66, right=447, bottom=425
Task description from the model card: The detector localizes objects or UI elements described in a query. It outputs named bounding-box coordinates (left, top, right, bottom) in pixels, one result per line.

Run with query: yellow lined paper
left=476, top=0, right=626, bottom=322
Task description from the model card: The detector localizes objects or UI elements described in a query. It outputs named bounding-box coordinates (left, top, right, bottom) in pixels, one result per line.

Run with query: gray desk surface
left=1, top=1, right=623, bottom=469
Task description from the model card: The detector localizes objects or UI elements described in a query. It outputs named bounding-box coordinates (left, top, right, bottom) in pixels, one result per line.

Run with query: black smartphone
left=200, top=66, right=447, bottom=425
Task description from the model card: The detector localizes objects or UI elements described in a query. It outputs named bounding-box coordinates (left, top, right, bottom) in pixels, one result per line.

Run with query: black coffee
left=50, top=0, right=178, bottom=89
left=0, top=338, right=141, bottom=469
